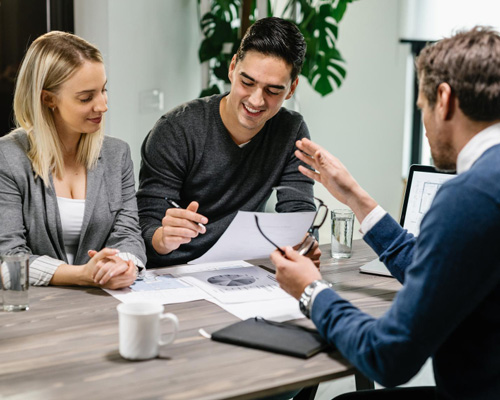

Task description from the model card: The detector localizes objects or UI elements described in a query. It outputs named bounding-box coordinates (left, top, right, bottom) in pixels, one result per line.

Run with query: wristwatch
left=299, top=279, right=332, bottom=318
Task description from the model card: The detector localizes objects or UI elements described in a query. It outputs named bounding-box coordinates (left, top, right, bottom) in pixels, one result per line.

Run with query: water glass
left=331, top=210, right=355, bottom=259
left=1, top=254, right=29, bottom=311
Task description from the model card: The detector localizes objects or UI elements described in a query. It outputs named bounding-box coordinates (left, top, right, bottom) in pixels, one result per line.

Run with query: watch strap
left=299, top=279, right=332, bottom=318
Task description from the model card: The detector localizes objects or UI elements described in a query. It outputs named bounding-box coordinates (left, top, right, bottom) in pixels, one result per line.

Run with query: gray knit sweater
left=137, top=94, right=315, bottom=267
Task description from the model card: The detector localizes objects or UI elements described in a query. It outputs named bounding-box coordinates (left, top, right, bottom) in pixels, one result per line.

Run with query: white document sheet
left=105, top=261, right=305, bottom=321
left=180, top=265, right=290, bottom=304
left=104, top=270, right=207, bottom=304
left=104, top=261, right=248, bottom=304
left=190, top=211, right=315, bottom=264
left=208, top=296, right=303, bottom=322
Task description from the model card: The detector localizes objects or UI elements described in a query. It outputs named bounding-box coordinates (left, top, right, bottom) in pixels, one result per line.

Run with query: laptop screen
left=360, top=165, right=456, bottom=277
left=400, top=165, right=456, bottom=236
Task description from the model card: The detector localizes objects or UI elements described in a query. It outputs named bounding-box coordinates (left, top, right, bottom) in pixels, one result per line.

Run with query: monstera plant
left=198, top=0, right=356, bottom=97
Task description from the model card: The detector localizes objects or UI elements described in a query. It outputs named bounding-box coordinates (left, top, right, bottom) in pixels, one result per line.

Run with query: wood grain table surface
left=0, top=241, right=401, bottom=400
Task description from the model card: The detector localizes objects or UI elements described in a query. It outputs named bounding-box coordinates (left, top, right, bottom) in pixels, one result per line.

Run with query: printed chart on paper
left=181, top=265, right=287, bottom=304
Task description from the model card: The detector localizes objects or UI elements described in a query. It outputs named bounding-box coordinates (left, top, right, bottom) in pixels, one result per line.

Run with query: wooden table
left=0, top=241, right=401, bottom=400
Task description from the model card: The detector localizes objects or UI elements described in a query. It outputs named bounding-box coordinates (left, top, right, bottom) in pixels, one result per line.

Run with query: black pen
left=165, top=198, right=206, bottom=229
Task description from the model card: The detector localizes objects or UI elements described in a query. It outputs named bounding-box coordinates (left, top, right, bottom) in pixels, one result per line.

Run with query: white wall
left=296, top=0, right=407, bottom=243
left=74, top=0, right=201, bottom=181
left=401, top=0, right=500, bottom=41
left=75, top=0, right=407, bottom=244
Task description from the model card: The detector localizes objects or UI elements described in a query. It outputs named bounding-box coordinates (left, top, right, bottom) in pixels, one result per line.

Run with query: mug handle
left=158, top=312, right=179, bottom=346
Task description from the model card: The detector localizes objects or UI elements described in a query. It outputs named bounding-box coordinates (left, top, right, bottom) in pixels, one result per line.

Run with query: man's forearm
left=345, top=185, right=378, bottom=225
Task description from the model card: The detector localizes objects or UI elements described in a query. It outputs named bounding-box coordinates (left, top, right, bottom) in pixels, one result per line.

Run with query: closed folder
left=210, top=317, right=331, bottom=359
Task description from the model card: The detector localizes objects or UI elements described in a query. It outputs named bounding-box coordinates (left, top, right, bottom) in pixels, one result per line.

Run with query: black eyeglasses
left=255, top=186, right=328, bottom=256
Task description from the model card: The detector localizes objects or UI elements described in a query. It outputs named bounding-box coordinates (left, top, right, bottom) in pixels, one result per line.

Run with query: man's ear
left=436, top=83, right=454, bottom=120
left=285, top=77, right=299, bottom=100
left=41, top=90, right=57, bottom=109
left=228, top=54, right=237, bottom=84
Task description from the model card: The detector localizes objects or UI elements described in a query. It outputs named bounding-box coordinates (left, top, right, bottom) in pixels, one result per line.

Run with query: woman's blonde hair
left=13, top=31, right=104, bottom=185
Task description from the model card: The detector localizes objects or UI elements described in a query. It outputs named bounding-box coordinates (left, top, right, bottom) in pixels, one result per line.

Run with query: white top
left=57, top=197, right=85, bottom=265
left=29, top=198, right=146, bottom=286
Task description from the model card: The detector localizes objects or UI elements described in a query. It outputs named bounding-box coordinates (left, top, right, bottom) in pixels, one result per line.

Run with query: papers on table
left=105, top=261, right=303, bottom=321
left=181, top=265, right=287, bottom=304
left=106, top=210, right=314, bottom=321
left=105, top=271, right=205, bottom=305
left=209, top=297, right=303, bottom=322
left=190, top=211, right=315, bottom=264
left=105, top=261, right=239, bottom=305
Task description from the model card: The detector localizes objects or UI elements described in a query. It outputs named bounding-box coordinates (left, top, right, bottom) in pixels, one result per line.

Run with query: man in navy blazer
left=271, top=27, right=500, bottom=399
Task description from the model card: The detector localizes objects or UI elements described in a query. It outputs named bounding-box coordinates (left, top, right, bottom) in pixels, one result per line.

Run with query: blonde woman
left=0, top=31, right=146, bottom=289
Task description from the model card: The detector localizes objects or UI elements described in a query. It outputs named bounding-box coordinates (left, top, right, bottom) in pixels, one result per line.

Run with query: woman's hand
left=86, top=249, right=137, bottom=289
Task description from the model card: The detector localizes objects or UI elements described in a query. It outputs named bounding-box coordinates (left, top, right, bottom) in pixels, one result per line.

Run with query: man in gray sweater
left=137, top=17, right=317, bottom=267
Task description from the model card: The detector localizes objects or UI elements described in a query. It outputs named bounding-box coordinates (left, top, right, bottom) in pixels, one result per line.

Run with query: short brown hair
left=416, top=26, right=500, bottom=121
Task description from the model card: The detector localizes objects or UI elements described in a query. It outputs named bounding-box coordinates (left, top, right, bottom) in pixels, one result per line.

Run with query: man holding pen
left=137, top=17, right=318, bottom=267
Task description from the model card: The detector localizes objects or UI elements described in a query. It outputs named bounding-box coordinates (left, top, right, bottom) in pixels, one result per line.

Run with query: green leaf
left=231, top=39, right=241, bottom=55
left=212, top=0, right=241, bottom=22
left=266, top=0, right=273, bottom=17
left=200, top=85, right=221, bottom=98
left=332, top=0, right=348, bottom=22
left=317, top=3, right=338, bottom=45
left=308, top=47, right=347, bottom=96
left=295, top=0, right=315, bottom=27
left=297, top=2, right=348, bottom=96
left=329, top=46, right=345, bottom=62
left=199, top=13, right=235, bottom=62
left=213, top=56, right=231, bottom=82
left=200, top=13, right=234, bottom=42
left=199, top=39, right=222, bottom=63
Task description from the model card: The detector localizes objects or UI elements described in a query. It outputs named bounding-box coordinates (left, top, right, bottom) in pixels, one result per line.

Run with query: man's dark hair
left=235, top=17, right=306, bottom=82
left=416, top=26, right=500, bottom=121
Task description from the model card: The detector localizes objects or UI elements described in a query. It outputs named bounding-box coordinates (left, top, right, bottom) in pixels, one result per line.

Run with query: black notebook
left=210, top=317, right=331, bottom=359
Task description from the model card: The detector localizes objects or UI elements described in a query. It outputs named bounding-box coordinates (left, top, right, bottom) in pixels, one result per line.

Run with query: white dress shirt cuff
left=29, top=256, right=66, bottom=286
left=360, top=205, right=387, bottom=236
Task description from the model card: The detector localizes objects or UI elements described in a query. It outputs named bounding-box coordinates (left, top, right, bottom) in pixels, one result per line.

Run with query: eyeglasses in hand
left=254, top=186, right=328, bottom=256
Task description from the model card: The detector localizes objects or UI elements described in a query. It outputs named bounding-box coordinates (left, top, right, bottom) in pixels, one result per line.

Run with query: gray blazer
left=0, top=130, right=146, bottom=284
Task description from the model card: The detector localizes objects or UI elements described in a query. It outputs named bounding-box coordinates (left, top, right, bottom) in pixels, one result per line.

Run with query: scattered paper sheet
left=189, top=211, right=315, bottom=264
left=208, top=296, right=303, bottom=322
left=104, top=261, right=304, bottom=321
left=105, top=261, right=249, bottom=304
left=104, top=270, right=206, bottom=304
left=181, top=265, right=290, bottom=304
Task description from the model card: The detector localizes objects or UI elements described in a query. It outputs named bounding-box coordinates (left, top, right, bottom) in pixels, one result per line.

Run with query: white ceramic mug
left=117, top=302, right=179, bottom=360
